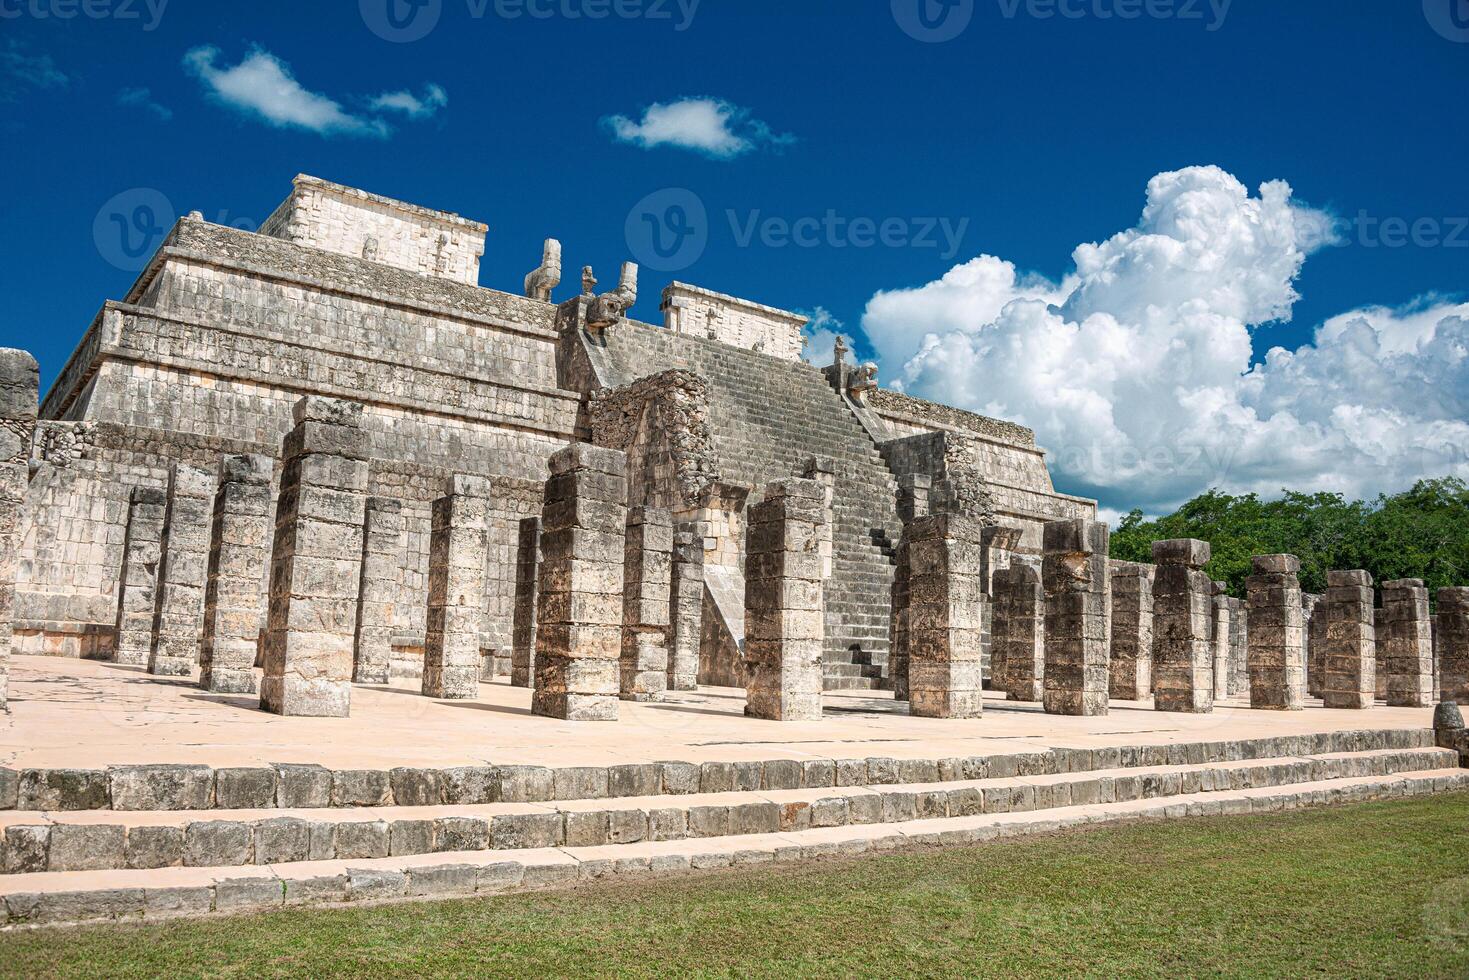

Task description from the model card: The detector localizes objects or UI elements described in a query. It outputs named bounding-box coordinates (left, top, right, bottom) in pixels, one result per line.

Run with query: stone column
left=905, top=514, right=985, bottom=718
left=1210, top=582, right=1231, bottom=699
left=1441, top=588, right=1469, bottom=705
left=890, top=476, right=931, bottom=701
left=667, top=519, right=703, bottom=692
left=113, top=487, right=167, bottom=666
left=147, top=464, right=216, bottom=677
left=353, top=497, right=402, bottom=685
left=422, top=476, right=490, bottom=700
left=802, top=457, right=836, bottom=582
left=1321, top=569, right=1375, bottom=710
left=1244, top=554, right=1305, bottom=710
left=259, top=397, right=370, bottom=718
left=1109, top=564, right=1153, bottom=700
left=0, top=348, right=38, bottom=708
left=621, top=506, right=672, bottom=701
left=1230, top=598, right=1249, bottom=698
left=198, top=454, right=272, bottom=694
left=1307, top=594, right=1327, bottom=698
left=744, top=478, right=826, bottom=721
left=993, top=563, right=1044, bottom=701
left=1380, top=579, right=1434, bottom=707
left=1151, top=538, right=1214, bottom=713
left=510, top=516, right=541, bottom=688
left=1042, top=518, right=1111, bottom=716
left=532, top=443, right=627, bottom=721
left=979, top=525, right=1021, bottom=687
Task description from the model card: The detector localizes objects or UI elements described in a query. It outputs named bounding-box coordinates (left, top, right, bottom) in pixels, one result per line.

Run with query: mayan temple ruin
left=0, top=175, right=1466, bottom=928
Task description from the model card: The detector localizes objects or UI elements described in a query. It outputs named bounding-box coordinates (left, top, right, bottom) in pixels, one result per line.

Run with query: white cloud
left=862, top=165, right=1469, bottom=515
left=799, top=307, right=857, bottom=367
left=369, top=83, right=447, bottom=119
left=183, top=46, right=444, bottom=139
left=604, top=97, right=794, bottom=159
left=0, top=39, right=67, bottom=101
left=117, top=86, right=172, bottom=121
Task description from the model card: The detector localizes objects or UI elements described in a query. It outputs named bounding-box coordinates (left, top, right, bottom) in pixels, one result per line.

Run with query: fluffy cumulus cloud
left=862, top=165, right=1469, bottom=516
left=184, top=46, right=444, bottom=138
left=604, top=97, right=794, bottom=159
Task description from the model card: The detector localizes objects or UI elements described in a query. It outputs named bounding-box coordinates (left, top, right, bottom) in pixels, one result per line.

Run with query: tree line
left=1109, top=478, right=1469, bottom=599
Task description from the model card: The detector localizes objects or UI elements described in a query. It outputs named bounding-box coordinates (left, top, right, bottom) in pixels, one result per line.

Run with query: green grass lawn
left=6, top=793, right=1469, bottom=978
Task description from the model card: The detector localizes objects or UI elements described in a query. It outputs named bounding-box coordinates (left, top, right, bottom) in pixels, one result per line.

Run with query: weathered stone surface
left=1321, top=570, right=1375, bottom=709
left=1151, top=539, right=1213, bottom=714
left=905, top=514, right=987, bottom=718
left=1380, top=579, right=1434, bottom=707
left=0, top=349, right=34, bottom=706
left=1245, top=555, right=1306, bottom=710
left=112, top=488, right=168, bottom=667
left=744, top=479, right=827, bottom=721
left=510, top=517, right=542, bottom=688
left=125, top=826, right=184, bottom=869
left=4, top=825, right=49, bottom=873
left=199, top=455, right=273, bottom=693
left=423, top=478, right=488, bottom=700
left=667, top=519, right=704, bottom=692
left=17, top=768, right=110, bottom=810
left=109, top=764, right=215, bottom=811
left=274, top=763, right=332, bottom=808
left=185, top=820, right=254, bottom=867
left=260, top=397, right=369, bottom=717
left=621, top=507, right=672, bottom=701
left=1042, top=519, right=1110, bottom=716
left=1108, top=563, right=1153, bottom=700
left=532, top=444, right=627, bottom=720
left=353, top=497, right=402, bottom=685
left=147, top=463, right=216, bottom=677
left=215, top=767, right=278, bottom=809
left=1436, top=588, right=1469, bottom=705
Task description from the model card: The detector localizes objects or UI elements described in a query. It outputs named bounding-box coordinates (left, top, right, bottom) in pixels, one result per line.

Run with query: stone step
left=3, top=729, right=1436, bottom=813
left=4, top=769, right=1464, bottom=928
left=9, top=748, right=1451, bottom=874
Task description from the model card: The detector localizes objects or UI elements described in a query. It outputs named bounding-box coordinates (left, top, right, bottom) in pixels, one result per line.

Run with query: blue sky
left=2, top=1, right=1467, bottom=515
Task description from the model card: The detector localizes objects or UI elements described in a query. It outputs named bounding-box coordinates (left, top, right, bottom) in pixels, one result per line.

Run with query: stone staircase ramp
left=593, top=322, right=902, bottom=688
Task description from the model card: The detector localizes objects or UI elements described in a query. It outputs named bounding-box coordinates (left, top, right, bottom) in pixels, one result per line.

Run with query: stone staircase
left=593, top=322, right=902, bottom=689
left=1, top=728, right=1462, bottom=928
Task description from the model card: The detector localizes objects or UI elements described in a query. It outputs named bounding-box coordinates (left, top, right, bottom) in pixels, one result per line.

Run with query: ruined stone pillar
left=532, top=443, right=627, bottom=721
left=353, top=497, right=402, bottom=685
left=802, top=457, right=836, bottom=582
left=1151, top=539, right=1214, bottom=713
left=1210, top=582, right=1231, bottom=699
left=198, top=454, right=273, bottom=694
left=1306, top=593, right=1327, bottom=698
left=423, top=476, right=490, bottom=700
left=1441, top=588, right=1469, bottom=704
left=114, top=487, right=168, bottom=666
left=1244, top=554, right=1305, bottom=710
left=993, top=562, right=1044, bottom=701
left=510, top=516, right=541, bottom=688
left=260, top=397, right=370, bottom=718
left=1042, top=519, right=1110, bottom=716
left=0, top=349, right=38, bottom=707
left=621, top=506, right=672, bottom=701
left=667, top=519, right=703, bottom=692
left=978, top=525, right=1021, bottom=688
left=744, top=478, right=826, bottom=721
left=1321, top=569, right=1375, bottom=709
left=147, top=464, right=216, bottom=677
left=906, top=514, right=986, bottom=718
left=889, top=475, right=930, bottom=702
left=1380, top=579, right=1434, bottom=707
left=1227, top=597, right=1249, bottom=698
left=1109, top=564, right=1153, bottom=700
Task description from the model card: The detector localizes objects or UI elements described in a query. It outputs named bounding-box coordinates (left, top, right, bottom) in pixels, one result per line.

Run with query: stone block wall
left=1440, top=587, right=1469, bottom=705
left=353, top=497, right=402, bottom=685
left=147, top=463, right=216, bottom=676
left=661, top=282, right=807, bottom=362
left=1244, top=555, right=1305, bottom=710
left=1041, top=519, right=1110, bottom=716
left=992, top=562, right=1044, bottom=701
left=199, top=454, right=273, bottom=694
left=1380, top=578, right=1434, bottom=707
left=112, top=487, right=168, bottom=666
left=906, top=514, right=986, bottom=718
left=0, top=348, right=39, bottom=706
left=1151, top=539, right=1213, bottom=714
left=423, top=476, right=491, bottom=700
left=510, top=517, right=541, bottom=688
left=1321, top=570, right=1376, bottom=710
left=621, top=507, right=672, bottom=701
left=260, top=174, right=487, bottom=285
left=1109, top=563, right=1153, bottom=700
